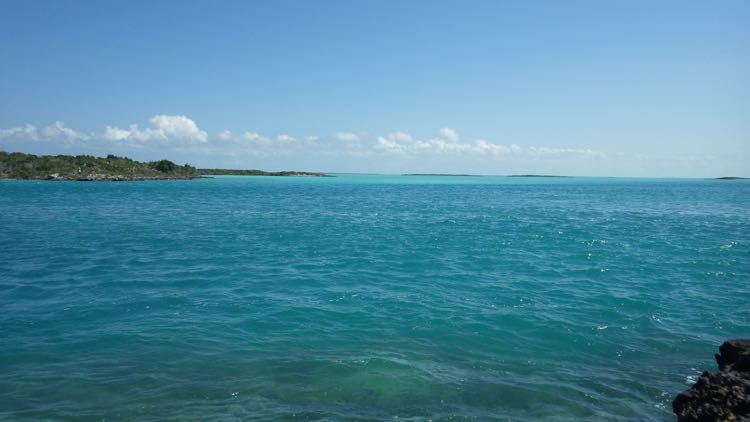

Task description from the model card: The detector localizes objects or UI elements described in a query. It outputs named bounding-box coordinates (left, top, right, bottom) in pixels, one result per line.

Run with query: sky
left=0, top=0, right=748, bottom=177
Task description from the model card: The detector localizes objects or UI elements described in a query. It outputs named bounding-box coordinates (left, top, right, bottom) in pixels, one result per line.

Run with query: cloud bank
left=0, top=121, right=90, bottom=142
left=0, top=115, right=611, bottom=170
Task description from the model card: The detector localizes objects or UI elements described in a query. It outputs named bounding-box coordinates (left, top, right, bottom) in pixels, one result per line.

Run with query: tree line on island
left=0, top=151, right=329, bottom=181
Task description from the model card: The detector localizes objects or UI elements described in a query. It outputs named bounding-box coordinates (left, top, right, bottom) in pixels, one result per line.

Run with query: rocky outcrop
left=673, top=339, right=750, bottom=421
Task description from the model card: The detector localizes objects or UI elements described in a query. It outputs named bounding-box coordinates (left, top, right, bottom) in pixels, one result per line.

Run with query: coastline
left=199, top=169, right=331, bottom=177
left=0, top=150, right=331, bottom=181
left=0, top=174, right=207, bottom=181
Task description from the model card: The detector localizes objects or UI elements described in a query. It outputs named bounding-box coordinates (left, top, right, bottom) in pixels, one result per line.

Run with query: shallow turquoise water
left=1, top=175, right=748, bottom=421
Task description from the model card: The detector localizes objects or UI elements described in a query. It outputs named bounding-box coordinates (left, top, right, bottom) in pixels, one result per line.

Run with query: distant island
left=199, top=168, right=331, bottom=177
left=715, top=177, right=748, bottom=180
left=0, top=151, right=330, bottom=180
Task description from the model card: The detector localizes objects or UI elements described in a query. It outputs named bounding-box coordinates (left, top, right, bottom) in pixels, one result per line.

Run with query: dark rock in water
left=716, top=340, right=750, bottom=373
left=673, top=339, right=750, bottom=421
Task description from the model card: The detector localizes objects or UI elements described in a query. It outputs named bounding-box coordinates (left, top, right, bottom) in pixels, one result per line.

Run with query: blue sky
left=1, top=0, right=748, bottom=176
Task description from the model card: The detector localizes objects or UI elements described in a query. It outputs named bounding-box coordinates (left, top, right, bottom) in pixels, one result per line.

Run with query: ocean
left=1, top=175, right=748, bottom=421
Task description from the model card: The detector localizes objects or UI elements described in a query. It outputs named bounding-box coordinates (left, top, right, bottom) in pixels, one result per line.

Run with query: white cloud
left=374, top=129, right=520, bottom=157
left=150, top=115, right=208, bottom=142
left=438, top=127, right=459, bottom=142
left=0, top=119, right=609, bottom=166
left=0, top=122, right=91, bottom=142
left=243, top=131, right=272, bottom=145
left=528, top=146, right=606, bottom=159
left=0, top=124, right=40, bottom=141
left=473, top=139, right=522, bottom=155
left=372, top=131, right=415, bottom=154
left=216, top=130, right=233, bottom=141
left=103, top=126, right=132, bottom=141
left=103, top=124, right=149, bottom=141
left=242, top=132, right=261, bottom=141
left=374, top=135, right=407, bottom=154
left=103, top=115, right=208, bottom=144
left=334, top=132, right=360, bottom=142
left=388, top=131, right=413, bottom=143
left=276, top=134, right=296, bottom=143
left=42, top=121, right=90, bottom=141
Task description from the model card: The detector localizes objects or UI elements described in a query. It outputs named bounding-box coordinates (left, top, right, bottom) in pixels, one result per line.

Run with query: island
left=0, top=151, right=331, bottom=180
left=715, top=177, right=749, bottom=180
left=0, top=151, right=201, bottom=181
left=199, top=168, right=331, bottom=177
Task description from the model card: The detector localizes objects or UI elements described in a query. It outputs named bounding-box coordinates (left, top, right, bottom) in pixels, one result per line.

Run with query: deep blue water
left=1, top=175, right=748, bottom=421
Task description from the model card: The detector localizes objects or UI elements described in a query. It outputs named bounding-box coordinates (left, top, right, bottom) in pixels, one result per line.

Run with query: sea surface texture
left=1, top=175, right=748, bottom=421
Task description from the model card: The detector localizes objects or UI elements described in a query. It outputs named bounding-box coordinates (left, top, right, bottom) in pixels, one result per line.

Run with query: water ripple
left=1, top=176, right=748, bottom=420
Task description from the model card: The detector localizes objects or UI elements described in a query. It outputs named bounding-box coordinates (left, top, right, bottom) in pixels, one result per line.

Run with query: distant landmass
left=0, top=151, right=201, bottom=181
left=0, top=151, right=330, bottom=180
left=199, top=168, right=331, bottom=177
left=715, top=177, right=748, bottom=180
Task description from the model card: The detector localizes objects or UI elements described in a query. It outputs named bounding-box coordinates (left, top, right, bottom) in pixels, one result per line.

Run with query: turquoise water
left=1, top=175, right=748, bottom=421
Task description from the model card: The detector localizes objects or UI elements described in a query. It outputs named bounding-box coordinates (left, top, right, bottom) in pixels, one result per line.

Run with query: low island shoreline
left=3, top=151, right=747, bottom=181
left=199, top=168, right=331, bottom=177
left=0, top=151, right=330, bottom=181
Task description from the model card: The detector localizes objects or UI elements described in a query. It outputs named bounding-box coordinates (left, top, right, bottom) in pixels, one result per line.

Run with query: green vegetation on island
left=0, top=150, right=332, bottom=181
left=0, top=151, right=201, bottom=181
left=199, top=168, right=331, bottom=177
